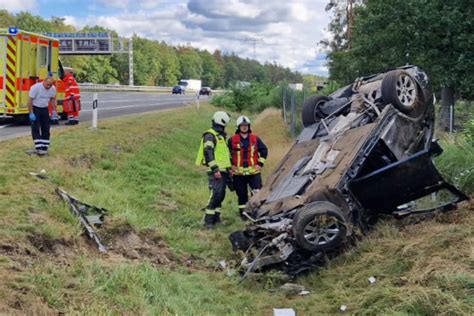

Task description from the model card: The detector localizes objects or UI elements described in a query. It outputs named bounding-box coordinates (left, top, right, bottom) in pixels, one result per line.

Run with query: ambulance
left=0, top=27, right=75, bottom=120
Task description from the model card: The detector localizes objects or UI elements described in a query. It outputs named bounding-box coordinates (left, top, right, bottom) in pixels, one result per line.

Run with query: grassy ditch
left=0, top=104, right=472, bottom=315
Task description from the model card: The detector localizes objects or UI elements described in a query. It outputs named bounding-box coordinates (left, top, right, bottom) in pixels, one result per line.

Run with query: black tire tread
left=293, top=201, right=347, bottom=252
left=301, top=95, right=330, bottom=127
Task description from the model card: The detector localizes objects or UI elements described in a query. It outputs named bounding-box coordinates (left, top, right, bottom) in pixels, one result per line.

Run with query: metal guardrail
left=78, top=83, right=170, bottom=92
left=78, top=83, right=226, bottom=94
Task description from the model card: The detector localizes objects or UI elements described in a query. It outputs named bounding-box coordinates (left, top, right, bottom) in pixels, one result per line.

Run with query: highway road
left=0, top=92, right=205, bottom=141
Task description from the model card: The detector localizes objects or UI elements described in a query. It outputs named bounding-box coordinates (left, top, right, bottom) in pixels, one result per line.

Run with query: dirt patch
left=69, top=153, right=95, bottom=169
left=0, top=241, right=36, bottom=272
left=27, top=234, right=73, bottom=255
left=107, top=144, right=123, bottom=154
left=101, top=223, right=176, bottom=266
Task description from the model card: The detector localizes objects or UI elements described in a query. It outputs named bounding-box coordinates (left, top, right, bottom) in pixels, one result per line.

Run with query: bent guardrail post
left=56, top=188, right=108, bottom=253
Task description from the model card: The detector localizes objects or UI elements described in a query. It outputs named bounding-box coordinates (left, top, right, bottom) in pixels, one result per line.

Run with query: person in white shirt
left=27, top=77, right=57, bottom=155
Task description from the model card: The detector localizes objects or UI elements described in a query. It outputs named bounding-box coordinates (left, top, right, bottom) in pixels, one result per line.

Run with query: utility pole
left=243, top=37, right=263, bottom=60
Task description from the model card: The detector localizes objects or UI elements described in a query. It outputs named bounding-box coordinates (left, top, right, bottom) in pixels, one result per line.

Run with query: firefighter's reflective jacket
left=229, top=133, right=268, bottom=175
left=195, top=127, right=231, bottom=172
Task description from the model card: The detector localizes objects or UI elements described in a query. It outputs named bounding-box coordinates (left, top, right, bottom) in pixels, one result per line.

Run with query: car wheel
left=381, top=70, right=422, bottom=116
left=292, top=201, right=347, bottom=252
left=301, top=95, right=331, bottom=127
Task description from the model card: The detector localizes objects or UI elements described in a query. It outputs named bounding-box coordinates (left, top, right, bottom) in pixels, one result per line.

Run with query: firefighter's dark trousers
left=31, top=106, right=51, bottom=152
left=206, top=172, right=231, bottom=212
left=233, top=173, right=262, bottom=214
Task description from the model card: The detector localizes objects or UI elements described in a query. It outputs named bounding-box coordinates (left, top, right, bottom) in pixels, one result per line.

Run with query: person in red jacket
left=228, top=115, right=268, bottom=220
left=63, top=67, right=81, bottom=125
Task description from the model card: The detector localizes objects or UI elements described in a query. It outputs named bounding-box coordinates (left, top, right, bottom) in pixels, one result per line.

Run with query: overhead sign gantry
left=44, top=32, right=134, bottom=86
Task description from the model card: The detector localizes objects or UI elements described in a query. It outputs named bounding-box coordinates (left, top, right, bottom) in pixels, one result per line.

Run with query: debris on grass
left=271, top=283, right=307, bottom=296
left=273, top=308, right=296, bottom=316
left=56, top=188, right=108, bottom=253
left=29, top=169, right=47, bottom=180
left=368, top=276, right=377, bottom=284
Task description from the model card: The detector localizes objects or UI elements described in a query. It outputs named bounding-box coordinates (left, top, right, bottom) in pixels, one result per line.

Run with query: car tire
left=301, top=95, right=331, bottom=127
left=292, top=201, right=347, bottom=252
left=381, top=70, right=421, bottom=115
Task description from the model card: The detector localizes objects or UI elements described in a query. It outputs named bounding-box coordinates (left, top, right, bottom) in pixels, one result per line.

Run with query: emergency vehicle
left=0, top=27, right=75, bottom=120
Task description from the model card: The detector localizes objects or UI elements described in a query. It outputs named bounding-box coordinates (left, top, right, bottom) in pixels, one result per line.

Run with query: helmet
left=212, top=111, right=230, bottom=126
left=236, top=115, right=251, bottom=127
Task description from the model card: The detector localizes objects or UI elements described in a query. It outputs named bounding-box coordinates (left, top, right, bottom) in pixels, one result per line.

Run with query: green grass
left=0, top=103, right=472, bottom=315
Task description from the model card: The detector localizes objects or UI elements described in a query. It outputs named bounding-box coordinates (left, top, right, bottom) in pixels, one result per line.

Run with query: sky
left=1, top=0, right=332, bottom=76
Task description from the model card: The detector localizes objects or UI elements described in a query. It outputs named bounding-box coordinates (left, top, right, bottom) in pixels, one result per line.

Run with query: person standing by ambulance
left=27, top=77, right=57, bottom=155
left=63, top=67, right=81, bottom=125
left=228, top=115, right=268, bottom=220
left=195, top=111, right=232, bottom=229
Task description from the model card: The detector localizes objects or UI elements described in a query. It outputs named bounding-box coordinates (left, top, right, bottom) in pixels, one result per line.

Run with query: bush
left=210, top=92, right=236, bottom=111
left=435, top=136, right=474, bottom=194
left=462, top=118, right=474, bottom=145
left=210, top=81, right=282, bottom=113
left=319, top=80, right=341, bottom=96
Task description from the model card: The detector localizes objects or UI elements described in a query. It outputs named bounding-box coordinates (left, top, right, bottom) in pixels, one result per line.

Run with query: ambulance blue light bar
left=8, top=27, right=18, bottom=35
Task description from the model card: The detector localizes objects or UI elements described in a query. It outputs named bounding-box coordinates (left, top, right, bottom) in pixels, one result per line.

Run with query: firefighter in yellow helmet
left=228, top=115, right=268, bottom=220
left=195, top=111, right=232, bottom=229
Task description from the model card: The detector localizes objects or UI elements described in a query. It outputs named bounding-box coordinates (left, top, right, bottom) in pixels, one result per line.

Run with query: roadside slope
left=0, top=104, right=472, bottom=315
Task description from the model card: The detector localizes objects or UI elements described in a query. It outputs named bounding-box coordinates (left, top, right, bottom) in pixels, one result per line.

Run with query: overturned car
left=229, top=65, right=468, bottom=276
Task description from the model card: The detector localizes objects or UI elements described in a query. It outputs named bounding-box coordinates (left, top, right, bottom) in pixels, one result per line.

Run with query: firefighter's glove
left=29, top=113, right=36, bottom=122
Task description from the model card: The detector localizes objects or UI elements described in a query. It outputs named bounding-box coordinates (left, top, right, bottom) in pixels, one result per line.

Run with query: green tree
left=15, top=11, right=54, bottom=32
left=132, top=36, right=162, bottom=86
left=324, top=0, right=473, bottom=129
left=0, top=10, right=16, bottom=28
left=177, top=47, right=202, bottom=79
left=200, top=50, right=221, bottom=88
left=156, top=43, right=180, bottom=86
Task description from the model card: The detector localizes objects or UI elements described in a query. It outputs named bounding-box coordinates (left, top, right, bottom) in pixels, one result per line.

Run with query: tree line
left=0, top=10, right=303, bottom=88
left=322, top=0, right=473, bottom=129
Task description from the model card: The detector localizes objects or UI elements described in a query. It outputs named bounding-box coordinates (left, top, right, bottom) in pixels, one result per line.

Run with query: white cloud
left=63, top=16, right=79, bottom=27
left=62, top=0, right=331, bottom=76
left=97, top=0, right=128, bottom=9
left=0, top=0, right=36, bottom=12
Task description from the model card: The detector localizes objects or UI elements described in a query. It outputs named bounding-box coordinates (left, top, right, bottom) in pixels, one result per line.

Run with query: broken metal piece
left=56, top=188, right=108, bottom=253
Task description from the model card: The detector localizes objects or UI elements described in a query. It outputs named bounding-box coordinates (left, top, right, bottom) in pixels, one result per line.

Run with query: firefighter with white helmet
left=195, top=111, right=233, bottom=229
left=228, top=115, right=268, bottom=220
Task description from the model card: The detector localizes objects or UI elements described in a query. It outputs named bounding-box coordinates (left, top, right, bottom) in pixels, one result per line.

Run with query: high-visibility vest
left=64, top=73, right=81, bottom=99
left=195, top=128, right=231, bottom=171
left=230, top=134, right=260, bottom=175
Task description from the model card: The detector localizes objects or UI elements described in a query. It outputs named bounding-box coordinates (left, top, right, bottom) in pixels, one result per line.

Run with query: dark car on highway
left=229, top=65, right=468, bottom=276
left=172, top=85, right=185, bottom=95
left=199, top=87, right=212, bottom=96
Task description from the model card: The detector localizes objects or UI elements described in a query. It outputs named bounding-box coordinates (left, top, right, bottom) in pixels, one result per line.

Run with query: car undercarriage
left=229, top=66, right=468, bottom=276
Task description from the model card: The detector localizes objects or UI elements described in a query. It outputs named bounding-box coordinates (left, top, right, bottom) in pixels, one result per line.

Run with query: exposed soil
left=99, top=223, right=177, bottom=267
left=69, top=153, right=95, bottom=169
